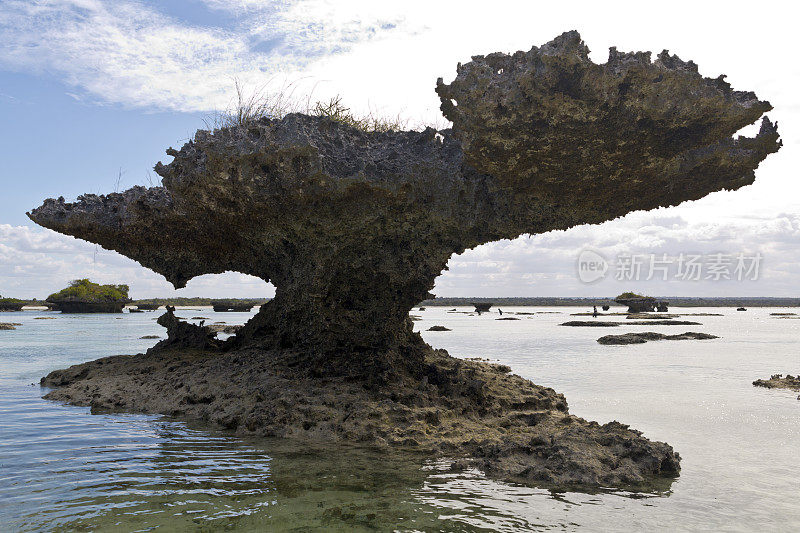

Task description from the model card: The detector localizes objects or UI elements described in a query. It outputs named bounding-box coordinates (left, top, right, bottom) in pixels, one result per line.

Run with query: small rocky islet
left=45, top=279, right=131, bottom=313
left=29, top=32, right=781, bottom=489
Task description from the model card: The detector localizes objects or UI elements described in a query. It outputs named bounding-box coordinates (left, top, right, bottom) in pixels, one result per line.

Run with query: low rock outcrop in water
left=0, top=322, right=22, bottom=330
left=427, top=325, right=451, bottom=331
left=597, top=332, right=718, bottom=345
left=134, top=303, right=161, bottom=311
left=561, top=320, right=702, bottom=327
left=753, top=374, right=800, bottom=393
left=29, top=32, right=781, bottom=488
left=472, top=303, right=493, bottom=315
left=40, top=346, right=681, bottom=487
left=614, top=293, right=668, bottom=313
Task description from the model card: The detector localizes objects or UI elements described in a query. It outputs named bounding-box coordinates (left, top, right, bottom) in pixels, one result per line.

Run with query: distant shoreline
left=418, top=297, right=800, bottom=307
left=12, top=297, right=797, bottom=309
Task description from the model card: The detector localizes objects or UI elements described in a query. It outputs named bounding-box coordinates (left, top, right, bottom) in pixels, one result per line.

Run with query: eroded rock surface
left=28, top=32, right=781, bottom=488
left=155, top=306, right=221, bottom=351
left=41, top=347, right=679, bottom=487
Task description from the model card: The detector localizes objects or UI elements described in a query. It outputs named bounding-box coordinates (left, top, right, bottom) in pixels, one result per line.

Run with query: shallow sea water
left=0, top=306, right=798, bottom=531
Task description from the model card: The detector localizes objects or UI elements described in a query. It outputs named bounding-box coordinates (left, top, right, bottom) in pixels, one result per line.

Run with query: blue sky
left=1, top=72, right=203, bottom=226
left=0, top=0, right=798, bottom=299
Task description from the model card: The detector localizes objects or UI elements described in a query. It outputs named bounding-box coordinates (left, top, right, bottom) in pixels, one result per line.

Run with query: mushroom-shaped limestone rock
left=29, top=32, right=780, bottom=488
left=30, top=32, right=779, bottom=373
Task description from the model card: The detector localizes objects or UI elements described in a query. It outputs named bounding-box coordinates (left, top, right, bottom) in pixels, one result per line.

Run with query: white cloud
left=434, top=212, right=800, bottom=297
left=0, top=0, right=406, bottom=112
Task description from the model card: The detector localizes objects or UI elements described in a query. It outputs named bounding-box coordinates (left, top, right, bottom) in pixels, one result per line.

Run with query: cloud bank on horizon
left=3, top=211, right=798, bottom=299
left=0, top=0, right=797, bottom=298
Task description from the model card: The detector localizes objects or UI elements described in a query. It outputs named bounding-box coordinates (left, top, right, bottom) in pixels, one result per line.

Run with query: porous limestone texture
left=41, top=347, right=680, bottom=487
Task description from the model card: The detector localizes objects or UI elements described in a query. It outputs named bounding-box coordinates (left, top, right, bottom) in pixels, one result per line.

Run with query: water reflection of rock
left=51, top=422, right=674, bottom=531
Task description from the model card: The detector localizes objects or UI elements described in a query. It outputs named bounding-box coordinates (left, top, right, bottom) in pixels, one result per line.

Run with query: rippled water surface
left=0, top=306, right=798, bottom=531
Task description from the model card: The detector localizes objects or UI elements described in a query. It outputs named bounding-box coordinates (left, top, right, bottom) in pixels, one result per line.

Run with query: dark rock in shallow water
left=597, top=332, right=719, bottom=345
left=427, top=325, right=451, bottom=331
left=615, top=297, right=658, bottom=313
left=153, top=306, right=221, bottom=351
left=630, top=320, right=703, bottom=326
left=0, top=323, right=21, bottom=330
left=28, top=31, right=781, bottom=489
left=472, top=303, right=493, bottom=315
left=212, top=304, right=254, bottom=312
left=135, top=303, right=161, bottom=310
left=753, top=374, right=800, bottom=393
left=496, top=317, right=520, bottom=320
left=561, top=321, right=622, bottom=327
left=561, top=320, right=702, bottom=327
left=140, top=335, right=160, bottom=339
